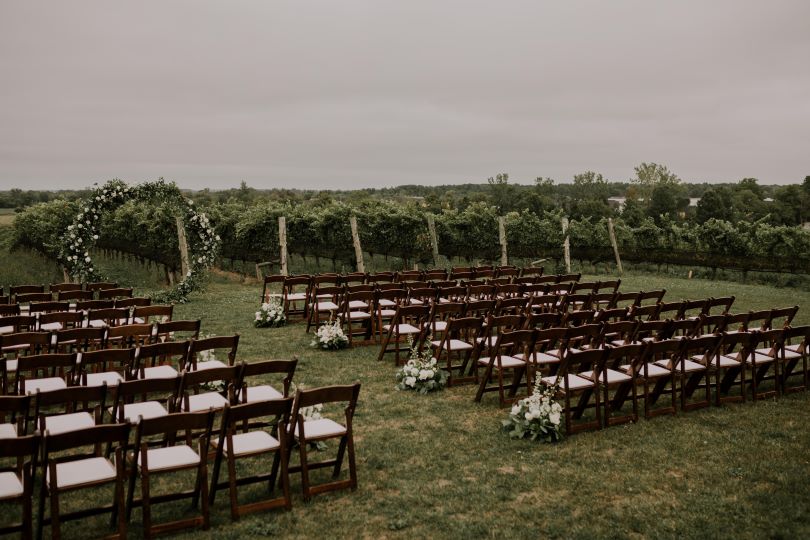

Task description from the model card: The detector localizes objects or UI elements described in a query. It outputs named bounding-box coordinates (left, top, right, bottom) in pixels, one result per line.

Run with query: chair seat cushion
left=193, top=360, right=228, bottom=371
left=425, top=321, right=448, bottom=332
left=0, top=423, right=17, bottom=439
left=377, top=299, right=397, bottom=307
left=580, top=368, right=632, bottom=384
left=620, top=362, right=671, bottom=378
left=348, top=300, right=369, bottom=309
left=48, top=456, right=116, bottom=489
left=3, top=359, right=17, bottom=372
left=111, top=401, right=168, bottom=422
left=24, top=377, right=67, bottom=395
left=378, top=309, right=397, bottom=318
left=0, top=326, right=14, bottom=335
left=383, top=323, right=421, bottom=334
left=140, top=445, right=200, bottom=472
left=184, top=391, right=229, bottom=412
left=214, top=431, right=280, bottom=456
left=294, top=418, right=347, bottom=441
left=142, top=365, right=179, bottom=379
left=347, top=311, right=371, bottom=320
left=39, top=322, right=63, bottom=331
left=541, top=374, right=593, bottom=390
left=316, top=301, right=339, bottom=311
left=698, top=353, right=740, bottom=368
left=750, top=352, right=777, bottom=364
left=287, top=292, right=307, bottom=301
left=514, top=352, right=560, bottom=364
left=87, top=319, right=108, bottom=329
left=241, top=384, right=283, bottom=403
left=431, top=339, right=474, bottom=351
left=655, top=358, right=705, bottom=372
left=43, top=412, right=95, bottom=435
left=477, top=355, right=525, bottom=368
left=0, top=471, right=23, bottom=499
left=85, top=371, right=124, bottom=387
left=785, top=344, right=802, bottom=354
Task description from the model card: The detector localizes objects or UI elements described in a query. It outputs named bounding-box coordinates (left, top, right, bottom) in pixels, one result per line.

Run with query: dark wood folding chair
left=780, top=325, right=810, bottom=393
left=77, top=348, right=134, bottom=388
left=340, top=290, right=375, bottom=347
left=86, top=307, right=130, bottom=329
left=474, top=328, right=535, bottom=406
left=186, top=334, right=239, bottom=371
left=624, top=339, right=679, bottom=418
left=132, top=341, right=188, bottom=380
left=106, top=323, right=154, bottom=349
left=287, top=383, right=361, bottom=501
left=748, top=329, right=784, bottom=401
left=12, top=353, right=78, bottom=396
left=373, top=288, right=407, bottom=340
left=35, top=384, right=109, bottom=437
left=176, top=365, right=241, bottom=413
left=280, top=275, right=309, bottom=320
left=475, top=314, right=524, bottom=360
left=109, top=376, right=180, bottom=423
left=132, top=305, right=174, bottom=325
left=669, top=334, right=720, bottom=411
left=0, top=433, right=39, bottom=539
left=237, top=358, right=297, bottom=403
left=598, top=344, right=642, bottom=426
left=306, top=285, right=344, bottom=333
left=430, top=316, right=483, bottom=385
left=38, top=423, right=130, bottom=540
left=377, top=305, right=429, bottom=364
left=540, top=348, right=603, bottom=435
left=155, top=320, right=201, bottom=343
left=261, top=274, right=286, bottom=303
left=52, top=327, right=107, bottom=353
left=126, top=410, right=216, bottom=537
left=37, top=311, right=84, bottom=333
left=712, top=331, right=754, bottom=405
left=98, top=287, right=134, bottom=301
left=210, top=398, right=294, bottom=519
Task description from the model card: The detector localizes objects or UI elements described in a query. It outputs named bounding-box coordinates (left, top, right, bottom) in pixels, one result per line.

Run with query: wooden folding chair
left=177, top=365, right=241, bottom=413
left=36, top=384, right=109, bottom=437
left=540, top=348, right=602, bottom=435
left=423, top=301, right=463, bottom=342
left=0, top=316, right=39, bottom=336
left=106, top=323, right=154, bottom=349
left=598, top=344, right=642, bottom=426
left=12, top=353, right=78, bottom=396
left=748, top=329, right=784, bottom=401
left=0, top=433, right=39, bottom=539
left=463, top=299, right=497, bottom=319
left=475, top=314, right=524, bottom=360
left=86, top=308, right=130, bottom=329
left=668, top=334, right=720, bottom=411
left=340, top=290, right=375, bottom=347
left=155, top=319, right=201, bottom=343
left=186, top=334, right=239, bottom=371
left=109, top=376, right=180, bottom=423
left=280, top=275, right=309, bottom=320
left=780, top=325, right=809, bottom=393
left=132, top=341, right=188, bottom=380
left=77, top=348, right=134, bottom=388
left=52, top=327, right=107, bottom=353
left=126, top=410, right=216, bottom=537
left=210, top=398, right=294, bottom=519
left=625, top=339, right=679, bottom=418
left=288, top=383, right=361, bottom=501
left=37, top=311, right=84, bottom=333
left=132, top=305, right=174, bottom=325
left=237, top=358, right=297, bottom=403
left=430, top=316, right=483, bottom=385
left=0, top=303, right=20, bottom=316
left=261, top=274, right=286, bottom=303
left=377, top=305, right=429, bottom=364
left=712, top=331, right=754, bottom=405
left=474, top=328, right=535, bottom=406
left=38, top=423, right=130, bottom=540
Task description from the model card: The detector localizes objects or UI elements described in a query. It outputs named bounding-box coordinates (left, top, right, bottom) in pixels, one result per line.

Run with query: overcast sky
left=1, top=1, right=808, bottom=191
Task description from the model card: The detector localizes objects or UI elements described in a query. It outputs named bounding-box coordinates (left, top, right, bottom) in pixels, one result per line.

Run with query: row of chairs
left=0, top=376, right=361, bottom=539
left=474, top=325, right=810, bottom=435
left=0, top=304, right=174, bottom=334
left=0, top=282, right=131, bottom=306
left=0, top=331, right=235, bottom=396
left=0, top=297, right=154, bottom=319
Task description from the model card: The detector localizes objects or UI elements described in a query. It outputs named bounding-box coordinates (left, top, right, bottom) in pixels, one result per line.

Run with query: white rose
left=549, top=411, right=561, bottom=425
left=405, top=377, right=416, bottom=387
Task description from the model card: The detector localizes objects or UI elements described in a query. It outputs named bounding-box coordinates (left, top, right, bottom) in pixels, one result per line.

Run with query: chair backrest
left=423, top=269, right=448, bottom=281
left=491, top=328, right=536, bottom=360
left=38, top=311, right=84, bottom=331
left=134, top=409, right=215, bottom=448
left=220, top=398, right=294, bottom=440
left=524, top=312, right=562, bottom=330
left=86, top=308, right=130, bottom=327
left=696, top=313, right=727, bottom=336
left=494, top=284, right=522, bottom=299
left=768, top=306, right=799, bottom=329
left=633, top=338, right=682, bottom=375
left=595, top=279, right=621, bottom=293
left=593, top=307, right=629, bottom=324
left=782, top=325, right=810, bottom=355
left=187, top=334, right=240, bottom=369
left=1, top=330, right=50, bottom=354
left=367, top=272, right=395, bottom=284
left=562, top=310, right=596, bottom=327
left=177, top=364, right=242, bottom=405
left=340, top=272, right=368, bottom=286
left=262, top=274, right=285, bottom=302
left=240, top=358, right=298, bottom=399
left=613, top=291, right=641, bottom=307
left=75, top=299, right=115, bottom=311
left=35, top=383, right=109, bottom=427
left=495, top=266, right=520, bottom=279
left=635, top=320, right=673, bottom=342
left=106, top=323, right=154, bottom=349
left=0, top=432, right=39, bottom=468
left=681, top=298, right=710, bottom=319
left=155, top=320, right=201, bottom=342
left=375, top=288, right=408, bottom=308
left=526, top=294, right=559, bottom=313
left=604, top=343, right=645, bottom=372
left=0, top=315, right=36, bottom=333
left=520, top=266, right=544, bottom=277
left=668, top=318, right=700, bottom=338
left=747, top=309, right=771, bottom=331
left=636, top=289, right=666, bottom=305
left=444, top=316, right=483, bottom=341
left=133, top=305, right=174, bottom=324
left=49, top=283, right=83, bottom=294
left=657, top=301, right=685, bottom=320
left=10, top=284, right=45, bottom=296
left=28, top=301, right=70, bottom=315
left=0, top=303, right=20, bottom=316
left=600, top=320, right=639, bottom=346
left=57, top=290, right=94, bottom=302
left=628, top=303, right=661, bottom=321
left=494, top=296, right=528, bottom=316
left=85, top=282, right=118, bottom=292
left=396, top=270, right=423, bottom=283
left=482, top=314, right=525, bottom=342
left=0, top=394, right=31, bottom=435
left=554, top=348, right=606, bottom=389
left=563, top=293, right=592, bottom=311
left=15, top=292, right=52, bottom=304
left=752, top=328, right=784, bottom=357
left=463, top=299, right=497, bottom=318
left=556, top=273, right=581, bottom=284
left=53, top=327, right=107, bottom=352
left=407, top=288, right=437, bottom=306
left=706, top=296, right=735, bottom=315
left=114, top=297, right=152, bottom=309
left=563, top=323, right=602, bottom=351
left=133, top=340, right=190, bottom=376
left=98, top=287, right=134, bottom=300
left=43, top=423, right=130, bottom=466
left=570, top=281, right=598, bottom=294
left=292, top=382, right=361, bottom=415
left=435, top=286, right=466, bottom=303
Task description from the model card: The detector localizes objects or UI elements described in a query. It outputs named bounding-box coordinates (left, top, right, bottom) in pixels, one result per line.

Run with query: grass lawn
left=1, top=245, right=810, bottom=538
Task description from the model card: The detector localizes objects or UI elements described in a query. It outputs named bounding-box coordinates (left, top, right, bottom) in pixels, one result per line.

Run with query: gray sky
left=1, top=1, right=809, bottom=191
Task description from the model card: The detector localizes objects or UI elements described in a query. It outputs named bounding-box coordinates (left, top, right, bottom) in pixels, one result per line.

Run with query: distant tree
left=620, top=197, right=647, bottom=227
left=632, top=162, right=681, bottom=201
left=569, top=171, right=613, bottom=219
left=487, top=172, right=517, bottom=213
left=647, top=183, right=688, bottom=224
left=696, top=187, right=735, bottom=223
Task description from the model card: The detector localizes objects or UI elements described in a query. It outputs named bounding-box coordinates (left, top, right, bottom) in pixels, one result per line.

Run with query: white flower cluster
left=254, top=298, right=286, bottom=328
left=395, top=342, right=448, bottom=393
left=311, top=320, right=349, bottom=350
left=301, top=403, right=323, bottom=421
left=502, top=379, right=564, bottom=442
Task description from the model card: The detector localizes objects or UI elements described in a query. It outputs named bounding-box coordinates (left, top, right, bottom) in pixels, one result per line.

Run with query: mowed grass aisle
left=148, top=274, right=810, bottom=539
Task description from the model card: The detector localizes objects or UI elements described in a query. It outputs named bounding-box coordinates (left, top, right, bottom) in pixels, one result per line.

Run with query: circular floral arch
left=60, top=178, right=220, bottom=302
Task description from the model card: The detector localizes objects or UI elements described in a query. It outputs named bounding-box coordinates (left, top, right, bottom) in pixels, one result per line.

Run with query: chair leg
left=200, top=461, right=210, bottom=530
left=50, top=486, right=60, bottom=540
left=141, top=473, right=152, bottom=540
left=227, top=452, right=239, bottom=520
left=347, top=433, right=358, bottom=491
left=36, top=482, right=46, bottom=540
left=333, top=435, right=348, bottom=478
left=209, top=447, right=223, bottom=506
left=116, top=465, right=127, bottom=539
left=299, top=439, right=312, bottom=501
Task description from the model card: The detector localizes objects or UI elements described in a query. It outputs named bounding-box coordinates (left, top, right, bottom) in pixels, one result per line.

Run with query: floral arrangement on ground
left=395, top=338, right=448, bottom=393
left=255, top=297, right=286, bottom=328
left=311, top=319, right=349, bottom=350
left=502, top=379, right=563, bottom=442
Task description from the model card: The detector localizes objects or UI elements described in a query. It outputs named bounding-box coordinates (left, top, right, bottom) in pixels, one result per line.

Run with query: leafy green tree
left=487, top=173, right=517, bottom=213
left=569, top=171, right=612, bottom=219
left=695, top=187, right=735, bottom=223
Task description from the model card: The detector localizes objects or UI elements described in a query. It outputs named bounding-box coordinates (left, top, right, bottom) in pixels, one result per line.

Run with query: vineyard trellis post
left=426, top=214, right=440, bottom=267
left=175, top=216, right=190, bottom=278
left=349, top=216, right=365, bottom=273
left=607, top=217, right=623, bottom=275
left=561, top=217, right=571, bottom=273
left=498, top=216, right=508, bottom=266
left=279, top=216, right=288, bottom=276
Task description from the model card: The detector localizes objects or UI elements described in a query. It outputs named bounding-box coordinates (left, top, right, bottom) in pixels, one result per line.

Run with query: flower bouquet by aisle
left=502, top=379, right=563, bottom=442
left=254, top=297, right=286, bottom=328
left=395, top=338, right=448, bottom=393
left=311, top=319, right=349, bottom=350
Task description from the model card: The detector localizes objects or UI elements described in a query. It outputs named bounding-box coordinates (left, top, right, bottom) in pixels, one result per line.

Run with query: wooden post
left=175, top=216, right=190, bottom=278
left=561, top=217, right=571, bottom=273
left=498, top=216, right=508, bottom=266
left=278, top=216, right=288, bottom=276
left=426, top=214, right=440, bottom=267
left=607, top=218, right=623, bottom=275
left=349, top=216, right=365, bottom=273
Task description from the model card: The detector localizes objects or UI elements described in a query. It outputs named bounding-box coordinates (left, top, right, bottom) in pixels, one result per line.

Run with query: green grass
left=2, top=240, right=810, bottom=537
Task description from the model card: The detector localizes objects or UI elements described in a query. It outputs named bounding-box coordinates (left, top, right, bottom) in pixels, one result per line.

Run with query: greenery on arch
left=60, top=178, right=220, bottom=302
